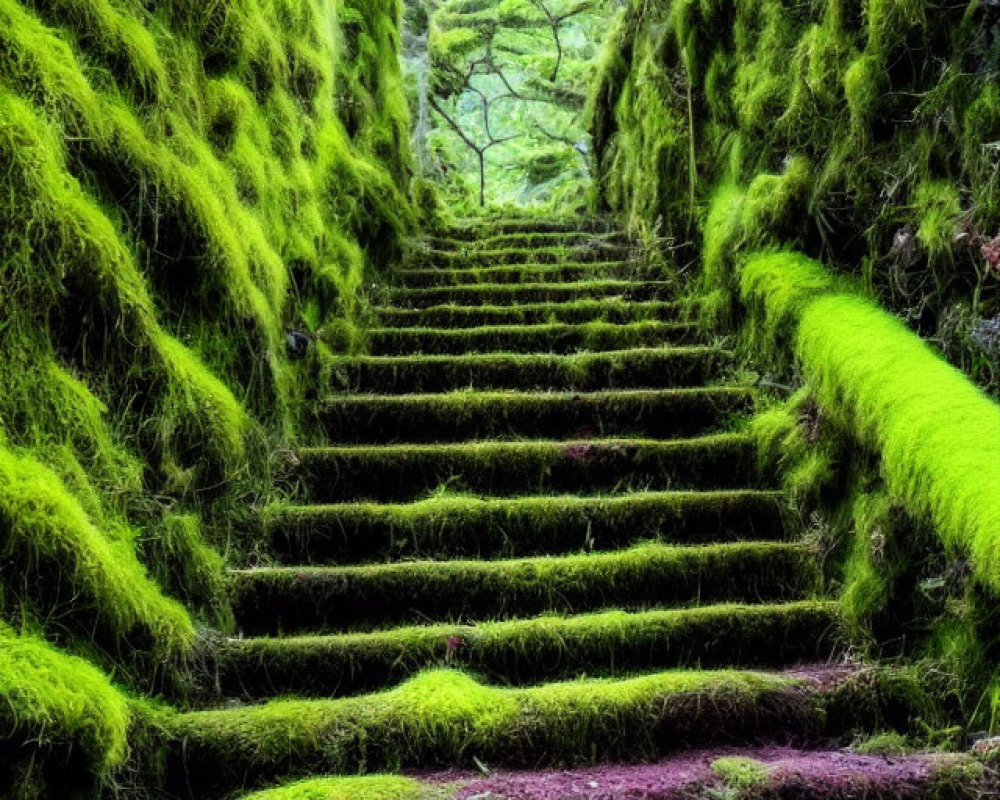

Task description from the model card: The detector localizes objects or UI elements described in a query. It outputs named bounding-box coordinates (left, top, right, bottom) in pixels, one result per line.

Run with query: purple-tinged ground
left=420, top=747, right=974, bottom=799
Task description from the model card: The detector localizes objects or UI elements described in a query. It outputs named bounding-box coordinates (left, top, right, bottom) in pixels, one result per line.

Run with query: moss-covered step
left=318, top=388, right=752, bottom=444
left=237, top=750, right=988, bottom=800
left=440, top=218, right=618, bottom=239
left=229, top=541, right=818, bottom=634
left=408, top=246, right=638, bottom=269
left=374, top=299, right=682, bottom=328
left=427, top=230, right=631, bottom=251
left=397, top=262, right=651, bottom=287
left=152, top=666, right=940, bottom=798
left=363, top=321, right=697, bottom=356
left=214, top=601, right=843, bottom=699
left=326, top=348, right=728, bottom=394
left=294, top=434, right=761, bottom=503
left=264, top=490, right=786, bottom=565
left=387, top=280, right=674, bottom=308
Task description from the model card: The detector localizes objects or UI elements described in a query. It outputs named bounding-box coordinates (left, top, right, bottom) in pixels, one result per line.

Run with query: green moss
left=389, top=278, right=675, bottom=307
left=0, top=623, right=130, bottom=774
left=295, top=433, right=761, bottom=502
left=215, top=601, right=842, bottom=698
left=324, top=346, right=728, bottom=394
left=914, top=180, right=962, bottom=261
left=153, top=666, right=936, bottom=796
left=853, top=730, right=912, bottom=755
left=229, top=540, right=818, bottom=635
left=239, top=776, right=424, bottom=800
left=0, top=446, right=196, bottom=658
left=364, top=321, right=696, bottom=356
left=374, top=299, right=682, bottom=328
left=742, top=251, right=1000, bottom=597
left=265, top=489, right=785, bottom=565
left=711, top=756, right=771, bottom=790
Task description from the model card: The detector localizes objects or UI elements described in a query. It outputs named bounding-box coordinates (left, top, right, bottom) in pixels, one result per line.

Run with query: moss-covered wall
left=590, top=0, right=1000, bottom=367
left=0, top=0, right=411, bottom=792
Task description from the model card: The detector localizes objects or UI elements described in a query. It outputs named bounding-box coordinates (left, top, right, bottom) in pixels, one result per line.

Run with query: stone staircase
left=162, top=220, right=979, bottom=799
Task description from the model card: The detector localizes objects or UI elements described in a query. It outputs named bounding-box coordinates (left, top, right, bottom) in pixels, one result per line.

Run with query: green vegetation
left=153, top=666, right=936, bottom=796
left=324, top=346, right=728, bottom=393
left=588, top=0, right=1000, bottom=734
left=0, top=624, right=130, bottom=780
left=229, top=540, right=818, bottom=633
left=265, top=489, right=785, bottom=563
left=240, top=776, right=424, bottom=800
left=295, top=433, right=760, bottom=501
left=216, top=601, right=841, bottom=697
left=0, top=0, right=413, bottom=791
left=711, top=756, right=771, bottom=791
left=409, top=0, right=613, bottom=209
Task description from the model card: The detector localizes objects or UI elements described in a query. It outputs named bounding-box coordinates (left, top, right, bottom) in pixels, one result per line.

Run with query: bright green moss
left=914, top=180, right=962, bottom=260
left=743, top=251, right=1000, bottom=595
left=0, top=445, right=196, bottom=657
left=711, top=756, right=771, bottom=789
left=844, top=54, right=885, bottom=138
left=240, top=776, right=424, bottom=800
left=0, top=623, right=130, bottom=773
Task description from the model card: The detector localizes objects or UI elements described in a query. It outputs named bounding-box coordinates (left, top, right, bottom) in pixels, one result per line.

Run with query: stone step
left=263, top=490, right=786, bottom=565
left=293, top=434, right=762, bottom=503
left=374, top=299, right=681, bottom=328
left=317, top=388, right=752, bottom=444
left=363, top=321, right=697, bottom=355
left=213, top=601, right=843, bottom=699
left=154, top=666, right=939, bottom=798
left=397, top=261, right=651, bottom=287
left=229, top=541, right=817, bottom=634
left=440, top=218, right=619, bottom=240
left=427, top=229, right=632, bottom=251
left=409, top=245, right=639, bottom=269
left=326, top=347, right=728, bottom=394
left=387, top=279, right=674, bottom=308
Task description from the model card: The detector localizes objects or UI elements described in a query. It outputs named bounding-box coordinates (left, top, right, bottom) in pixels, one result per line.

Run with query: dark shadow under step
left=408, top=245, right=639, bottom=269
left=427, top=230, right=631, bottom=251
left=229, top=541, right=819, bottom=635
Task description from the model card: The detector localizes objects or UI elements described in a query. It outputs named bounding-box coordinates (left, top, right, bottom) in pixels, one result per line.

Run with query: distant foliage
left=406, top=0, right=617, bottom=210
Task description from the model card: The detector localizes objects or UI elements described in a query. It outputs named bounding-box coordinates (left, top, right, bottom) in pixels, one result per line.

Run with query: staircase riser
left=398, top=264, right=653, bottom=287
left=296, top=437, right=761, bottom=503
left=389, top=282, right=673, bottom=307
left=428, top=232, right=632, bottom=251
left=266, top=492, right=787, bottom=565
left=230, top=544, right=818, bottom=634
left=318, top=390, right=752, bottom=444
left=375, top=301, right=682, bottom=328
left=327, top=349, right=727, bottom=394
left=214, top=604, right=843, bottom=699
left=364, top=324, right=697, bottom=355
left=409, top=248, right=639, bottom=269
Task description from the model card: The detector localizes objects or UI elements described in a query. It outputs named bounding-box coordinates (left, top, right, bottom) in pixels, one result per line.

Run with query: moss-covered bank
left=0, top=0, right=412, bottom=793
